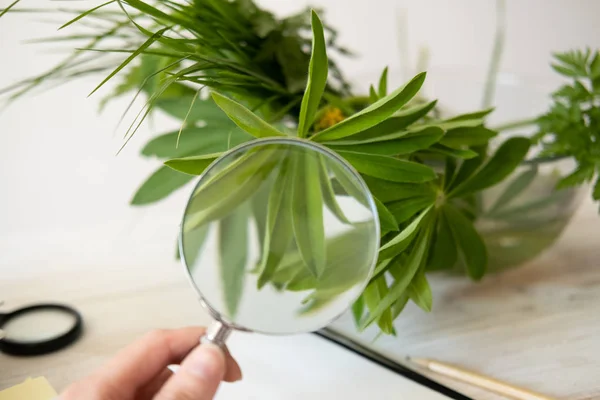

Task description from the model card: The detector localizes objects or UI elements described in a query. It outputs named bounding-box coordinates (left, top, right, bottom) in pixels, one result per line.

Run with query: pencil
left=406, top=357, right=556, bottom=400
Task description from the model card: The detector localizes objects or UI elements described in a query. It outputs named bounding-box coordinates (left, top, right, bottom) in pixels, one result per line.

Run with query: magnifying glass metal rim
left=0, top=303, right=83, bottom=356
left=179, top=137, right=381, bottom=340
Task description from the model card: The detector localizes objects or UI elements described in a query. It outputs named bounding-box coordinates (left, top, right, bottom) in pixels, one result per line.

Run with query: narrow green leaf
left=379, top=206, right=432, bottom=261
left=593, top=177, right=600, bottom=201
left=556, top=164, right=595, bottom=189
left=443, top=204, right=487, bottom=280
left=440, top=126, right=497, bottom=148
left=155, top=94, right=235, bottom=124
left=429, top=144, right=478, bottom=159
left=328, top=160, right=369, bottom=207
left=448, top=147, right=486, bottom=191
left=211, top=92, right=285, bottom=138
left=450, top=137, right=531, bottom=198
left=338, top=151, right=436, bottom=183
left=427, top=211, right=457, bottom=271
left=257, top=157, right=295, bottom=288
left=131, top=166, right=193, bottom=205
left=141, top=127, right=252, bottom=159
left=361, top=221, right=432, bottom=329
left=164, top=153, right=221, bottom=175
left=374, top=197, right=398, bottom=233
left=387, top=195, right=436, bottom=225
left=59, top=0, right=115, bottom=30
left=0, top=0, right=20, bottom=18
left=391, top=293, right=410, bottom=319
left=291, top=151, right=326, bottom=277
left=185, top=149, right=280, bottom=229
left=318, top=155, right=350, bottom=224
left=297, top=10, right=328, bottom=138
left=488, top=166, right=538, bottom=214
left=407, top=270, right=432, bottom=312
left=333, top=100, right=437, bottom=143
left=327, top=127, right=443, bottom=156
left=378, top=67, right=388, bottom=98
left=219, top=204, right=249, bottom=318
left=363, top=176, right=435, bottom=203
left=369, top=84, right=379, bottom=103
left=312, top=72, right=426, bottom=142
left=181, top=224, right=209, bottom=270
left=363, top=276, right=394, bottom=334
left=447, top=108, right=494, bottom=122
left=89, top=27, right=170, bottom=97
left=351, top=296, right=365, bottom=327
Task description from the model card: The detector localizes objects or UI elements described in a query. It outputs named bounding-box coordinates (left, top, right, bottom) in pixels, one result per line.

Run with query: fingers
left=92, top=327, right=206, bottom=398
left=223, top=346, right=243, bottom=382
left=154, top=343, right=226, bottom=400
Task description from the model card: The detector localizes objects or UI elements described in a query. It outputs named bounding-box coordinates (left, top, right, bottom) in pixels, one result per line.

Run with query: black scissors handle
left=0, top=303, right=83, bottom=356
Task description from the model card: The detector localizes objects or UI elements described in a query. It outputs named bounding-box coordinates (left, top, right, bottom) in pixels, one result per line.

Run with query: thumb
left=155, top=343, right=226, bottom=400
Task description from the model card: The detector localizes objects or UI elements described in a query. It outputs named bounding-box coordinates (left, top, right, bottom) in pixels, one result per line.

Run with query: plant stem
left=482, top=0, right=506, bottom=108
left=493, top=118, right=537, bottom=132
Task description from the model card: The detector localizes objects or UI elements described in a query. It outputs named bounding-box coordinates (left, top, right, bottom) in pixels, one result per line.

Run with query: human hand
left=60, top=327, right=242, bottom=400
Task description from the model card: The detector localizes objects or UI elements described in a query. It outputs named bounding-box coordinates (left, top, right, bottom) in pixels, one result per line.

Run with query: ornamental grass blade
left=211, top=92, right=285, bottom=138
left=219, top=203, right=250, bottom=318
left=257, top=156, right=295, bottom=288
left=59, top=0, right=115, bottom=30
left=318, top=155, right=351, bottom=224
left=361, top=220, right=432, bottom=330
left=312, top=72, right=426, bottom=142
left=0, top=0, right=20, bottom=18
left=337, top=151, right=436, bottom=183
left=131, top=166, right=194, bottom=205
left=291, top=151, right=326, bottom=278
left=450, top=137, right=531, bottom=198
left=164, top=153, right=221, bottom=175
left=297, top=10, right=328, bottom=138
left=443, top=204, right=487, bottom=280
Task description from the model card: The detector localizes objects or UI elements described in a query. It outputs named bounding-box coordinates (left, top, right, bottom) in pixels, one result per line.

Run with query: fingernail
left=184, top=343, right=225, bottom=380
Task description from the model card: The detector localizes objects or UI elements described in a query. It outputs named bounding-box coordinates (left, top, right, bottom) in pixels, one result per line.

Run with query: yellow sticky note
left=0, top=377, right=57, bottom=400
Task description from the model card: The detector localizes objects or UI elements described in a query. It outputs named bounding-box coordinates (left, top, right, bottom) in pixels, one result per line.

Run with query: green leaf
left=593, top=177, right=600, bottom=201
left=450, top=137, right=531, bottom=198
left=185, top=149, right=280, bottom=229
left=337, top=151, right=436, bottom=183
left=131, top=166, right=194, bottom=205
left=154, top=93, right=236, bottom=124
left=219, top=203, right=249, bottom=318
left=378, top=66, right=388, bottom=98
left=374, top=197, right=398, bottom=233
left=363, top=176, right=435, bottom=203
left=446, top=108, right=494, bottom=122
left=378, top=206, right=432, bottom=261
left=141, top=127, right=252, bottom=159
left=440, top=126, right=497, bottom=148
left=58, top=0, right=115, bottom=30
left=556, top=164, right=595, bottom=189
left=333, top=100, right=437, bottom=143
left=429, top=144, right=478, bottom=159
left=363, top=276, right=394, bottom=334
left=427, top=211, right=457, bottom=271
left=318, top=155, right=350, bottom=224
left=326, top=127, right=444, bottom=156
left=361, top=221, right=432, bottom=330
left=164, top=153, right=221, bottom=175
left=180, top=224, right=209, bottom=268
left=291, top=151, right=326, bottom=277
left=351, top=296, right=365, bottom=327
left=407, top=270, right=432, bottom=312
left=211, top=92, right=285, bottom=138
left=297, top=10, right=328, bottom=138
left=257, top=157, right=295, bottom=288
left=391, top=293, right=410, bottom=320
left=312, top=72, right=426, bottom=142
left=89, top=26, right=170, bottom=97
left=387, top=195, right=436, bottom=225
left=276, top=35, right=310, bottom=93
left=0, top=0, right=21, bottom=18
left=443, top=204, right=487, bottom=280
left=488, top=166, right=538, bottom=214
left=369, top=85, right=379, bottom=103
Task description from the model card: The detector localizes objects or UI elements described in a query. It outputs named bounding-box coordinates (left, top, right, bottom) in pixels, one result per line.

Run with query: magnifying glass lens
left=181, top=138, right=380, bottom=335
left=2, top=309, right=77, bottom=342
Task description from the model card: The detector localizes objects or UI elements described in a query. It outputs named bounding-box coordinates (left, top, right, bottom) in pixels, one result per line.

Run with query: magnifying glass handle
left=201, top=321, right=232, bottom=347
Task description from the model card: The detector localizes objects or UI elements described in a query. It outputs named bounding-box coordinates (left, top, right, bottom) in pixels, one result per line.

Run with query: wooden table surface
left=1, top=198, right=599, bottom=400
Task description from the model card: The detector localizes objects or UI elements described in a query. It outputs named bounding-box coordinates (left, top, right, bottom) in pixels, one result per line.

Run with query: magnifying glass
left=180, top=137, right=380, bottom=346
left=0, top=303, right=83, bottom=356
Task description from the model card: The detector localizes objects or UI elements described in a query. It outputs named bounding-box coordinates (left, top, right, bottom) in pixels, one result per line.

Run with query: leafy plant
left=1, top=2, right=534, bottom=334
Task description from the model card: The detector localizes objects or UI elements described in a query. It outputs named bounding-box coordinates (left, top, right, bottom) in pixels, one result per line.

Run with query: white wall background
left=1, top=0, right=599, bottom=280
